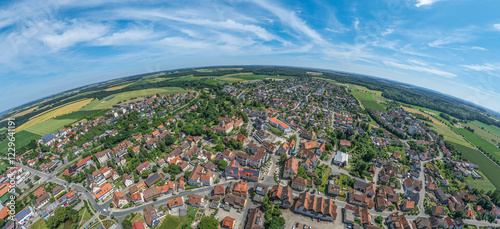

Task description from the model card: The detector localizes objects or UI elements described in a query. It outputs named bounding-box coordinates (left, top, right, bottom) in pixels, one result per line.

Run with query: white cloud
left=384, top=60, right=456, bottom=78
left=250, top=0, right=328, bottom=46
left=415, top=0, right=442, bottom=7
left=116, top=9, right=279, bottom=42
left=461, top=64, right=496, bottom=72
left=93, top=29, right=156, bottom=46
left=39, top=23, right=107, bottom=51
left=494, top=24, right=500, bottom=30
left=428, top=35, right=470, bottom=47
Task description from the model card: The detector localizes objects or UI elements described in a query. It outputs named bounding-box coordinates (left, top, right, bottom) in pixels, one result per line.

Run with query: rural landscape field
left=1, top=0, right=500, bottom=228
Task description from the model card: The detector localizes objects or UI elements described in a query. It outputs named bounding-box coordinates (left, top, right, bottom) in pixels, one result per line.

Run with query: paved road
left=417, top=146, right=443, bottom=217
left=12, top=161, right=111, bottom=214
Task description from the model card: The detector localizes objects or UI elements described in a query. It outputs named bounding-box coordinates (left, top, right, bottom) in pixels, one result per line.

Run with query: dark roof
left=354, top=180, right=371, bottom=191
left=145, top=173, right=160, bottom=187
left=414, top=217, right=431, bottom=229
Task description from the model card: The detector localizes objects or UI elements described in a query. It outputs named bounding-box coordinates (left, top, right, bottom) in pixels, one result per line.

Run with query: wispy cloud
left=250, top=0, right=328, bottom=46
left=414, top=0, right=443, bottom=7
left=461, top=63, right=496, bottom=71
left=115, top=9, right=280, bottom=42
left=494, top=24, right=500, bottom=31
left=93, top=28, right=157, bottom=46
left=384, top=60, right=456, bottom=78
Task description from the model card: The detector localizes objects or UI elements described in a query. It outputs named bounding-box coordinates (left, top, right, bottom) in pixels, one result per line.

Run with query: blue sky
left=1, top=0, right=500, bottom=113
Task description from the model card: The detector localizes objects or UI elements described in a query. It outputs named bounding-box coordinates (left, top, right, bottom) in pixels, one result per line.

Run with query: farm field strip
left=16, top=98, right=93, bottom=132
left=454, top=127, right=500, bottom=163
left=351, top=90, right=386, bottom=110
left=91, top=87, right=186, bottom=110
left=0, top=130, right=41, bottom=155
left=472, top=120, right=500, bottom=138
left=24, top=118, right=76, bottom=136
left=463, top=122, right=500, bottom=146
left=2, top=105, right=39, bottom=121
left=402, top=106, right=445, bottom=127
left=105, top=83, right=132, bottom=91
left=452, top=142, right=500, bottom=190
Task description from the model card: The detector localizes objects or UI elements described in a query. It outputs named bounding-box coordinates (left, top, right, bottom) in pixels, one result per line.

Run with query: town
left=2, top=77, right=500, bottom=229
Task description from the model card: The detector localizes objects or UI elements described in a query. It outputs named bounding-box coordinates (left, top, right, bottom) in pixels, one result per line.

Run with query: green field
left=30, top=218, right=46, bottom=229
left=203, top=79, right=219, bottom=84
left=92, top=87, right=186, bottom=109
left=454, top=128, right=500, bottom=163
left=0, top=130, right=41, bottom=156
left=159, top=215, right=186, bottom=229
left=466, top=169, right=497, bottom=192
left=451, top=141, right=500, bottom=190
left=146, top=78, right=170, bottom=83
left=53, top=110, right=100, bottom=120
left=89, top=109, right=110, bottom=119
left=80, top=99, right=102, bottom=111
left=421, top=116, right=500, bottom=190
left=472, top=120, right=500, bottom=138
left=24, top=118, right=75, bottom=136
left=463, top=122, right=500, bottom=147
left=0, top=160, right=9, bottom=174
left=314, top=77, right=387, bottom=110
left=169, top=76, right=208, bottom=82
left=350, top=89, right=386, bottom=110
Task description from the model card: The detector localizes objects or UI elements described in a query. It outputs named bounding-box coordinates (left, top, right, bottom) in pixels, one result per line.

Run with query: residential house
left=143, top=206, right=161, bottom=228
left=222, top=216, right=236, bottom=229
left=188, top=194, right=206, bottom=208
left=188, top=165, right=215, bottom=187
left=283, top=157, right=298, bottom=179
left=245, top=208, right=265, bottom=229
left=269, top=185, right=294, bottom=208
left=294, top=192, right=338, bottom=221
left=168, top=196, right=185, bottom=210
left=113, top=192, right=128, bottom=208
left=291, top=177, right=308, bottom=191
left=230, top=181, right=248, bottom=198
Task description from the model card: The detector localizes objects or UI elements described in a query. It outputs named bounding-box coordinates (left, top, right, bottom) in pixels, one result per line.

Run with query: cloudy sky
left=1, top=0, right=499, bottom=112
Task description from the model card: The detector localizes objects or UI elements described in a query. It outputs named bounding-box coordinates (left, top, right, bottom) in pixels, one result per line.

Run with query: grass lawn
left=24, top=118, right=76, bottom=136
left=454, top=128, right=500, bottom=163
left=92, top=87, right=186, bottom=109
left=0, top=130, right=41, bottom=156
left=159, top=215, right=187, bottom=229
left=31, top=218, right=47, bottom=229
left=102, top=220, right=115, bottom=229
left=79, top=207, right=93, bottom=224
left=130, top=212, right=143, bottom=223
